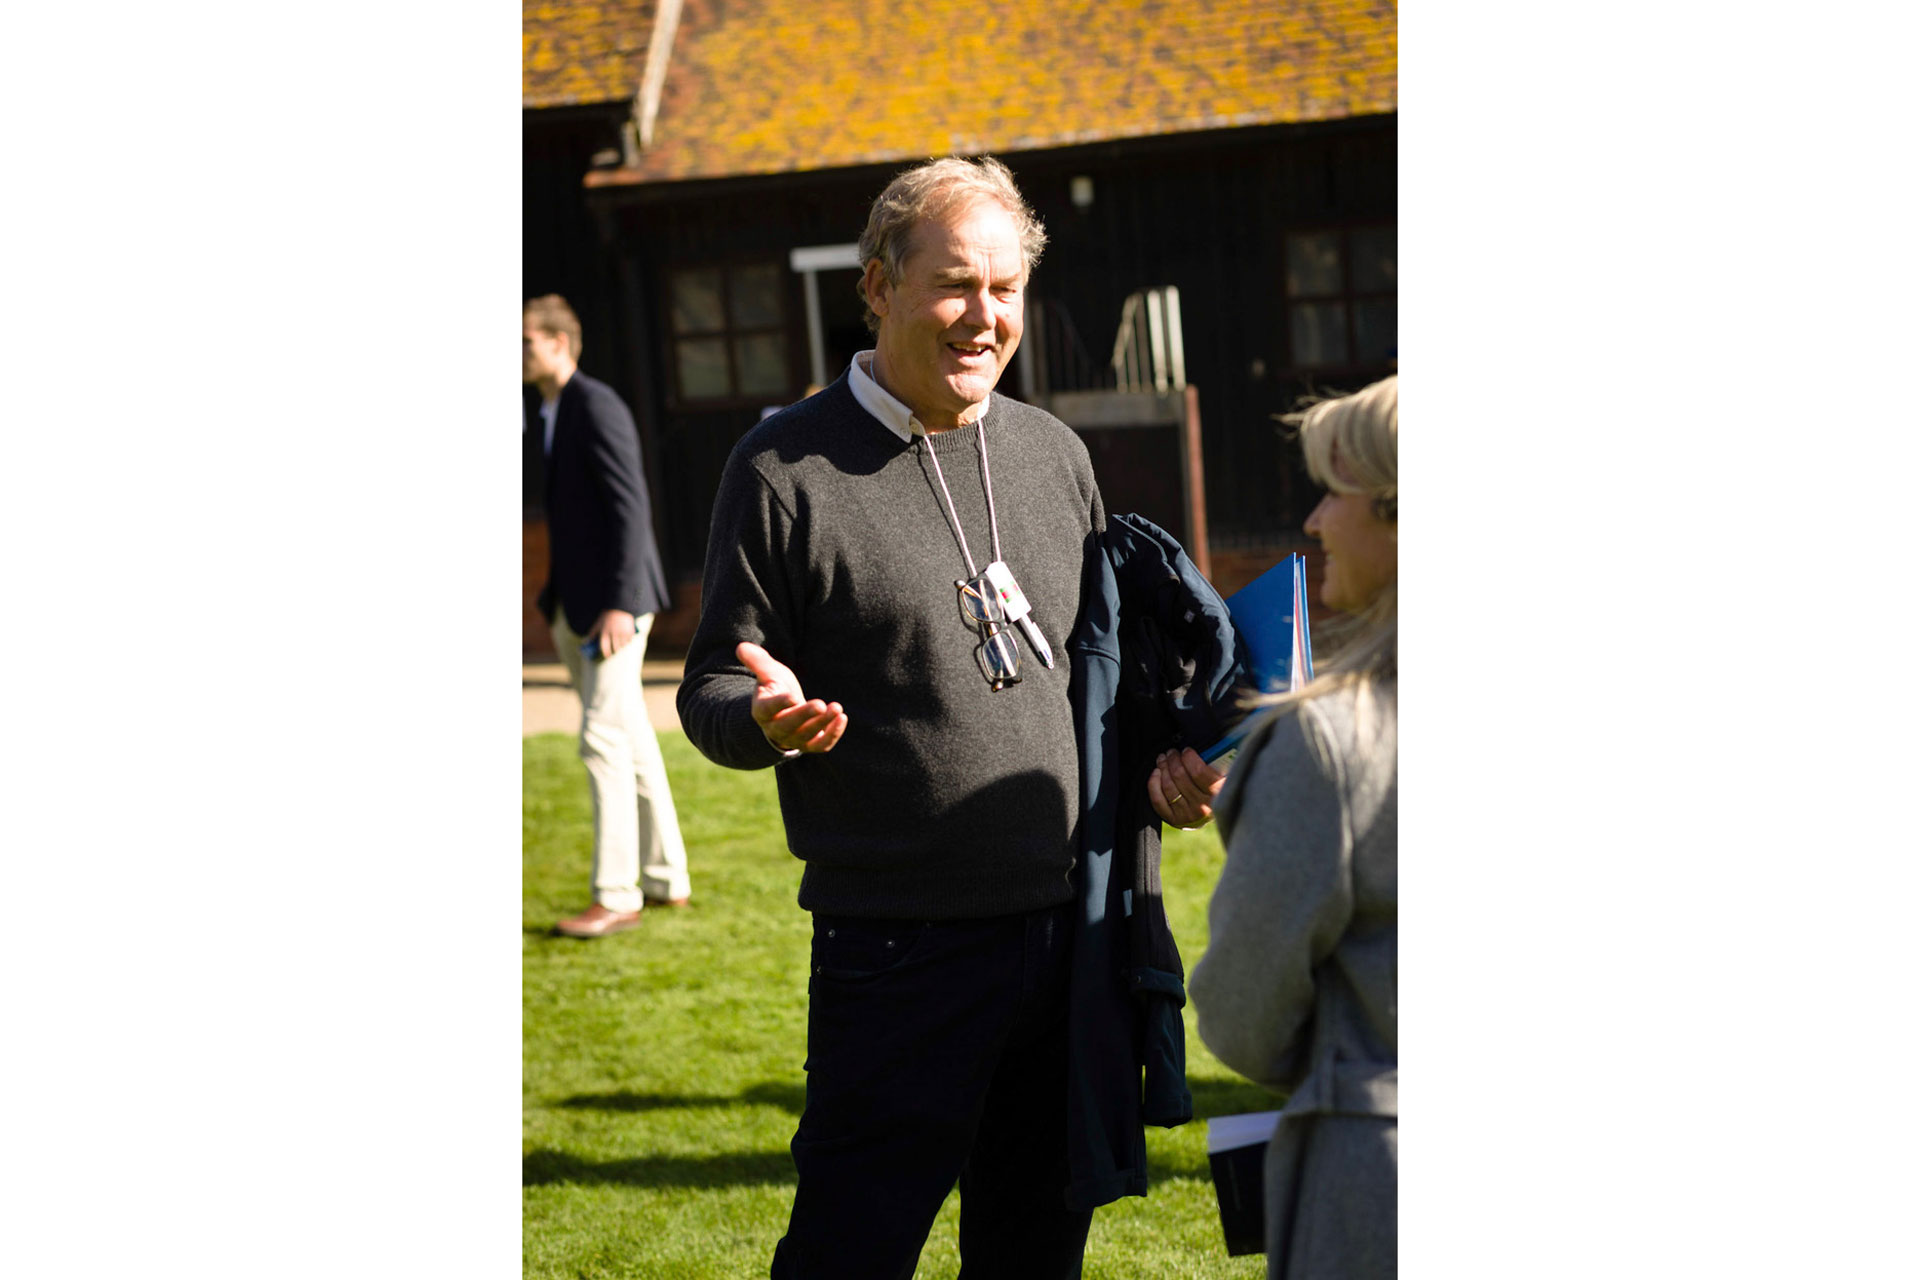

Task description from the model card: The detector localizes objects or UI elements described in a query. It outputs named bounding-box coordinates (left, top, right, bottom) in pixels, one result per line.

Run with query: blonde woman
left=1190, top=375, right=1398, bottom=1279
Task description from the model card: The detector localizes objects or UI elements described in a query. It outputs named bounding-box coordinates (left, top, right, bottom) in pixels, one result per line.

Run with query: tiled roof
left=523, top=1, right=657, bottom=109
left=525, top=0, right=1397, bottom=183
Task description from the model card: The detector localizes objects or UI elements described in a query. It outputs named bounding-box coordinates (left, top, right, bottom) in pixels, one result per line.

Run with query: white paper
left=1205, top=1109, right=1284, bottom=1153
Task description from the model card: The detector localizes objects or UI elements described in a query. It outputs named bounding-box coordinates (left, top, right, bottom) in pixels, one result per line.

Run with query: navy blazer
left=1064, top=513, right=1250, bottom=1211
left=536, top=370, right=672, bottom=633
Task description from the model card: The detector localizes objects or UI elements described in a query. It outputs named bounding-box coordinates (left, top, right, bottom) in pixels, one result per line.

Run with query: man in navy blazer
left=524, top=294, right=691, bottom=938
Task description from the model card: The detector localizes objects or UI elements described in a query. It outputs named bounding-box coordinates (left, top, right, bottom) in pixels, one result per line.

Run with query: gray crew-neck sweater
left=677, top=375, right=1106, bottom=919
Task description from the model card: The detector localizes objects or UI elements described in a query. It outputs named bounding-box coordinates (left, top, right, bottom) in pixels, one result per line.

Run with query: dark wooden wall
left=568, top=114, right=1397, bottom=599
left=522, top=106, right=634, bottom=514
left=1010, top=118, right=1397, bottom=551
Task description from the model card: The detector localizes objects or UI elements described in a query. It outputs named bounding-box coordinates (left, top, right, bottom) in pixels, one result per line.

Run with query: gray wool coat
left=1190, top=681, right=1398, bottom=1280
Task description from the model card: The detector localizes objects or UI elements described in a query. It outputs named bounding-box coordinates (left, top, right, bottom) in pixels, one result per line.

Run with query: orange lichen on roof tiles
left=537, top=0, right=1396, bottom=184
left=524, top=0, right=657, bottom=108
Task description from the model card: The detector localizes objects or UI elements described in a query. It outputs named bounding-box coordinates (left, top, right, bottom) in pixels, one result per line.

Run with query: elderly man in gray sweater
left=678, top=155, right=1222, bottom=1279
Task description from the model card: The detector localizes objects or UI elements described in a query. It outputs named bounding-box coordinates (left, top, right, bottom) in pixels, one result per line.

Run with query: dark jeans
left=770, top=902, right=1092, bottom=1280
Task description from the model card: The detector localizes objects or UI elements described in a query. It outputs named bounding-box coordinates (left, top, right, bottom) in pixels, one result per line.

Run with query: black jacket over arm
left=536, top=370, right=672, bottom=632
left=1064, top=513, right=1250, bottom=1210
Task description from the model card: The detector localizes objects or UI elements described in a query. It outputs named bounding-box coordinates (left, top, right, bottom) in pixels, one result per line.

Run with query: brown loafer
left=555, top=905, right=643, bottom=938
left=643, top=895, right=691, bottom=909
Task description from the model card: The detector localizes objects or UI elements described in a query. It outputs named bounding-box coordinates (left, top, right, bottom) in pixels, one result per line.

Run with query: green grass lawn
left=525, top=730, right=1274, bottom=1278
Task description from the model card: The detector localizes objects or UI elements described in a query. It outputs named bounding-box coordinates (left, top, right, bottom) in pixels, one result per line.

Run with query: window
left=1283, top=225, right=1396, bottom=371
left=668, top=263, right=791, bottom=402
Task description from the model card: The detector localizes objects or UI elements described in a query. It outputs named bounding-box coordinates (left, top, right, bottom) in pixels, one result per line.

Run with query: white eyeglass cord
left=918, top=417, right=1002, bottom=580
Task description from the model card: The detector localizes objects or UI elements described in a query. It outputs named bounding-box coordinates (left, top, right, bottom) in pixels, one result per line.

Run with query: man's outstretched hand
left=738, top=641, right=848, bottom=754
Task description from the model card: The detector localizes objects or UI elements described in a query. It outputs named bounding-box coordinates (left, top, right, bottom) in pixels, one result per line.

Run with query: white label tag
left=981, top=561, right=1032, bottom=622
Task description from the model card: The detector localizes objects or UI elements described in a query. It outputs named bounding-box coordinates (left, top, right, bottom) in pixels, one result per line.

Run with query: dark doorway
left=816, top=267, right=867, bottom=387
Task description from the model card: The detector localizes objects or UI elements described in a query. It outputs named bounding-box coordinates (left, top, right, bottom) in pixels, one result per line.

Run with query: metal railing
left=1109, top=286, right=1186, bottom=393
left=1022, top=286, right=1186, bottom=398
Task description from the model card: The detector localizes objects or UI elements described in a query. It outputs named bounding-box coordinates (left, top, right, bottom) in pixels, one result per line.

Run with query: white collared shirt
left=848, top=350, right=991, bottom=442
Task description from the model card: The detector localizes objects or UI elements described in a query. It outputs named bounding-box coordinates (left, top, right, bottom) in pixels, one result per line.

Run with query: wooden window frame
left=1281, top=222, right=1397, bottom=377
left=665, top=260, right=794, bottom=409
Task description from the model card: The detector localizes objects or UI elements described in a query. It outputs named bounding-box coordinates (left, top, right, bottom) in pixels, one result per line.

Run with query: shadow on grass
left=522, top=923, right=612, bottom=941
left=557, top=1081, right=806, bottom=1116
left=523, top=1146, right=795, bottom=1189
left=530, top=1080, right=1275, bottom=1188
left=1189, top=1077, right=1284, bottom=1120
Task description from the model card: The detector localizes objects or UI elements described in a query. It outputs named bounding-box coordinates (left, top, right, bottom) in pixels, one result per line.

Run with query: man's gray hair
left=855, top=155, right=1048, bottom=335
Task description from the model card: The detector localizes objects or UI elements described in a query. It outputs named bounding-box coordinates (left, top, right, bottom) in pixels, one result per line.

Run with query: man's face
left=865, top=199, right=1027, bottom=429
left=522, top=325, right=568, bottom=385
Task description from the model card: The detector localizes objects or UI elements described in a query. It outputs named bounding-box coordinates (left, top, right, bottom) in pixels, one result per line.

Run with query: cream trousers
left=551, top=610, right=691, bottom=912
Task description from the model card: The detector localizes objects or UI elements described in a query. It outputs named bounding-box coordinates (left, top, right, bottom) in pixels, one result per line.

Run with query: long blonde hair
left=1257, top=375, right=1397, bottom=722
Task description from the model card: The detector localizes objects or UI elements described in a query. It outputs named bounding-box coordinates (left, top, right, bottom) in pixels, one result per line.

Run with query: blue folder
left=1200, top=554, right=1314, bottom=763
